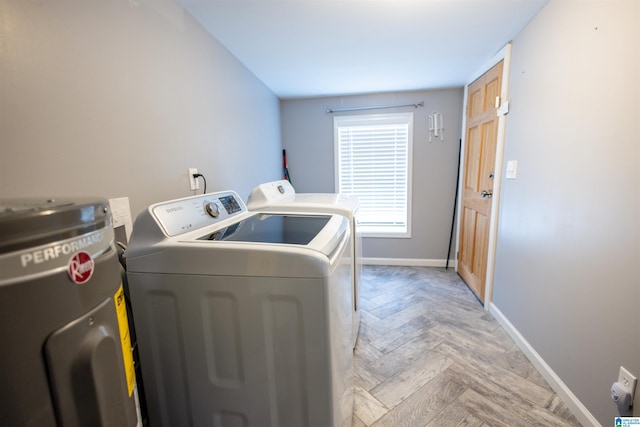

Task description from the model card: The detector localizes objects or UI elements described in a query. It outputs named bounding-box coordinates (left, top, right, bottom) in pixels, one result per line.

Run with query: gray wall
left=281, top=89, right=464, bottom=262
left=0, top=0, right=282, bottom=218
left=493, top=0, right=640, bottom=423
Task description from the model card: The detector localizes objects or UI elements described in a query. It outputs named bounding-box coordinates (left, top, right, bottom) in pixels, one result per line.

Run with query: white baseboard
left=489, top=303, right=601, bottom=427
left=363, top=257, right=457, bottom=268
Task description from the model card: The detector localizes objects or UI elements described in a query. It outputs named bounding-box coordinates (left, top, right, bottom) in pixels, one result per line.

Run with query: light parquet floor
left=352, top=265, right=582, bottom=427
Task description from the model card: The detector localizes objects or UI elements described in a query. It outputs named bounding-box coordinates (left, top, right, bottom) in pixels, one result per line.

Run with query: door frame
left=455, top=42, right=512, bottom=309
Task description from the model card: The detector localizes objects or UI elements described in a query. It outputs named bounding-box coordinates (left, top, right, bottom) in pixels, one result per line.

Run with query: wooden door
left=458, top=61, right=503, bottom=303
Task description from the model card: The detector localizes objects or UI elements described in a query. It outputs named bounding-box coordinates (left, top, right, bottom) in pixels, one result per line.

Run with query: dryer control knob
left=204, top=202, right=220, bottom=218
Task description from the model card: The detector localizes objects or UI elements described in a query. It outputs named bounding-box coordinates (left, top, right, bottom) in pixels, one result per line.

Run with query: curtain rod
left=325, top=101, right=424, bottom=114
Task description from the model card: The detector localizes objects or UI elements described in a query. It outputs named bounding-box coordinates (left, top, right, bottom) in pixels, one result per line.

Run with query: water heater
left=0, top=198, right=139, bottom=427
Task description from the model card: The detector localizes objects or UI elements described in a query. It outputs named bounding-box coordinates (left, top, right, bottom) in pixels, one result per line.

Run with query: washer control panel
left=246, top=179, right=295, bottom=210
left=204, top=202, right=220, bottom=218
left=151, top=191, right=247, bottom=236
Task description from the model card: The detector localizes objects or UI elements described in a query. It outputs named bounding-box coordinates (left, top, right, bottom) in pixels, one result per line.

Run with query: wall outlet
left=619, top=366, right=637, bottom=400
left=188, top=168, right=199, bottom=191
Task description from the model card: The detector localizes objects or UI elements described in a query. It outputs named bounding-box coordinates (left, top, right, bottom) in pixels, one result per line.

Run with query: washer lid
left=0, top=198, right=112, bottom=255
left=197, top=214, right=331, bottom=245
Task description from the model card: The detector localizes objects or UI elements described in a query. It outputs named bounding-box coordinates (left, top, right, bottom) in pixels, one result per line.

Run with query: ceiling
left=178, top=0, right=548, bottom=99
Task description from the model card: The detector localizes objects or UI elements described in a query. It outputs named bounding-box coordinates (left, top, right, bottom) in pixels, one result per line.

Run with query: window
left=334, top=112, right=413, bottom=237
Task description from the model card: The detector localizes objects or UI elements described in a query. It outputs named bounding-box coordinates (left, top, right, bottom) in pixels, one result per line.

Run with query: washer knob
left=204, top=202, right=220, bottom=218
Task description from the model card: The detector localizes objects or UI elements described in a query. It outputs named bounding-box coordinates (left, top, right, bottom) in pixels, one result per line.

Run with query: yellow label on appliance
left=114, top=284, right=136, bottom=397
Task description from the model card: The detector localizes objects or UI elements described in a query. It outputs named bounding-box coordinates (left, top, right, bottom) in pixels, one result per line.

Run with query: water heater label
left=20, top=231, right=104, bottom=267
left=0, top=228, right=114, bottom=285
left=114, top=284, right=136, bottom=397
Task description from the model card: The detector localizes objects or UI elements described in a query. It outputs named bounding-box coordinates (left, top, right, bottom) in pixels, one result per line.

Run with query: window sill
left=361, top=231, right=411, bottom=239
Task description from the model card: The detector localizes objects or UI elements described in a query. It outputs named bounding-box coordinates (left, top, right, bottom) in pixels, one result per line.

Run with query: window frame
left=333, top=112, right=413, bottom=238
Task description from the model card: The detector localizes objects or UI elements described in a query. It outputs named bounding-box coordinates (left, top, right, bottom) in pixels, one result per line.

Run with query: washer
left=125, top=191, right=353, bottom=427
left=247, top=180, right=362, bottom=348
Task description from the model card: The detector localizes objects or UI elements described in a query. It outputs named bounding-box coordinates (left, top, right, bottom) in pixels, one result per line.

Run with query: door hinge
left=495, top=96, right=500, bottom=109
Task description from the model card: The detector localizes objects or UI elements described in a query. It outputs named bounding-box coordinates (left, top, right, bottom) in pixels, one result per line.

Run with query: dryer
left=125, top=191, right=353, bottom=427
left=247, top=180, right=362, bottom=348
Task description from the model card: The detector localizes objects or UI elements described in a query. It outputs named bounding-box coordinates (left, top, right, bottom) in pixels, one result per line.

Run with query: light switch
left=497, top=101, right=509, bottom=116
left=506, top=160, right=518, bottom=179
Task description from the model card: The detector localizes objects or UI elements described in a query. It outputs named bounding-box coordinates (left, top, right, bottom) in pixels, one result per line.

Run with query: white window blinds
left=334, top=113, right=413, bottom=236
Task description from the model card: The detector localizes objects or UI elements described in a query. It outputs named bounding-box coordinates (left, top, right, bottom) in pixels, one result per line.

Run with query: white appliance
left=125, top=191, right=353, bottom=427
left=247, top=180, right=362, bottom=348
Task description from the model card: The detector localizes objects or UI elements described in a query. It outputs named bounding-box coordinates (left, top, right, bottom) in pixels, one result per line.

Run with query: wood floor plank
left=456, top=387, right=525, bottom=426
left=370, top=330, right=444, bottom=378
left=419, top=296, right=503, bottom=337
left=369, top=315, right=435, bottom=354
left=503, top=343, right=554, bottom=389
left=353, top=385, right=389, bottom=425
left=424, top=404, right=489, bottom=427
left=370, top=350, right=453, bottom=409
left=368, top=293, right=427, bottom=320
left=358, top=310, right=387, bottom=341
left=351, top=413, right=367, bottom=427
left=371, top=373, right=466, bottom=427
left=459, top=387, right=579, bottom=427
left=367, top=299, right=435, bottom=337
left=445, top=363, right=580, bottom=426
left=430, top=321, right=512, bottom=355
left=354, top=337, right=385, bottom=365
left=354, top=355, right=387, bottom=391
left=438, top=343, right=554, bottom=407
left=361, top=281, right=417, bottom=310
left=546, top=394, right=582, bottom=425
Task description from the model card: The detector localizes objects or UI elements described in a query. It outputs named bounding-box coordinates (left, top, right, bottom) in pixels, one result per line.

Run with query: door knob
left=481, top=190, right=493, bottom=198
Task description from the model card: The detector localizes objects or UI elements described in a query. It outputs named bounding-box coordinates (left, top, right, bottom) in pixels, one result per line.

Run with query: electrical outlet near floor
left=619, top=366, right=637, bottom=400
left=188, top=168, right=199, bottom=191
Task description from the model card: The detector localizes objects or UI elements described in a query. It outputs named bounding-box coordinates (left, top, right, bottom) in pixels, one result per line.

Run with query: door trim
left=456, top=42, right=512, bottom=309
